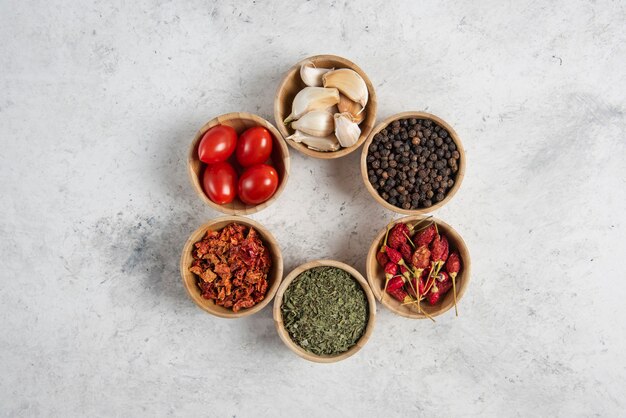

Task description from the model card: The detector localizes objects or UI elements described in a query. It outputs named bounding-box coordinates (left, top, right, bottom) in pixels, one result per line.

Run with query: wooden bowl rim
left=274, top=54, right=378, bottom=160
left=187, top=112, right=291, bottom=215
left=366, top=215, right=471, bottom=319
left=273, top=259, right=377, bottom=363
left=180, top=216, right=284, bottom=318
left=360, top=111, right=466, bottom=214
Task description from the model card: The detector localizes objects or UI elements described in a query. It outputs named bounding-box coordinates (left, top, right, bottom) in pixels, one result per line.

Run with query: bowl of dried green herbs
left=273, top=260, right=376, bottom=363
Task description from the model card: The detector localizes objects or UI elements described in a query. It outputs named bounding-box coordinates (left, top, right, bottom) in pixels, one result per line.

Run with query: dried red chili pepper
left=384, top=246, right=407, bottom=267
left=398, top=242, right=413, bottom=263
left=384, top=261, right=398, bottom=276
left=414, top=223, right=436, bottom=247
left=411, top=245, right=430, bottom=269
left=376, top=250, right=389, bottom=267
left=446, top=252, right=461, bottom=279
left=388, top=222, right=410, bottom=249
left=430, top=234, right=449, bottom=263
left=405, top=244, right=428, bottom=288
left=383, top=261, right=398, bottom=291
left=387, top=286, right=409, bottom=302
left=427, top=271, right=452, bottom=305
left=386, top=275, right=405, bottom=292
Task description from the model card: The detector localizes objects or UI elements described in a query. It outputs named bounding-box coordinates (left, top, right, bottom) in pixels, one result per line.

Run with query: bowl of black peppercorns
left=360, top=111, right=465, bottom=214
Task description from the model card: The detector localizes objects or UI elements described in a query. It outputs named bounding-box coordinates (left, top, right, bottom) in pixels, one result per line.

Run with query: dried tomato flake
left=189, top=223, right=272, bottom=312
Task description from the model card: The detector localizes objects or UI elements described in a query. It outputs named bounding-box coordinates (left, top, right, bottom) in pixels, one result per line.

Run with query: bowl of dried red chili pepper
left=366, top=215, right=471, bottom=320
left=180, top=217, right=283, bottom=318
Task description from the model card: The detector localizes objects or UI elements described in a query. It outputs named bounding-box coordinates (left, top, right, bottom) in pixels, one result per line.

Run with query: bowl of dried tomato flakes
left=180, top=216, right=283, bottom=318
left=366, top=215, right=471, bottom=320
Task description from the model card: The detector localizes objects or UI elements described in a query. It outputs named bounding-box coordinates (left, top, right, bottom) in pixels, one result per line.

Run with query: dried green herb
left=281, top=266, right=368, bottom=356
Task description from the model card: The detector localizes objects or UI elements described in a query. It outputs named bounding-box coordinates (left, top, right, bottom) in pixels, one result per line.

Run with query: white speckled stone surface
left=1, top=1, right=625, bottom=416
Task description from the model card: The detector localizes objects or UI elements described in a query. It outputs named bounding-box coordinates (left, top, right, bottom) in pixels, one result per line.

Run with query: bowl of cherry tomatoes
left=188, top=112, right=290, bottom=215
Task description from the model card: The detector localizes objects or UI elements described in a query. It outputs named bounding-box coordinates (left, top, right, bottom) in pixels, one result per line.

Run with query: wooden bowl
left=180, top=216, right=283, bottom=318
left=366, top=215, right=471, bottom=319
left=188, top=112, right=290, bottom=215
left=273, top=260, right=377, bottom=363
left=274, top=54, right=378, bottom=159
left=360, top=111, right=466, bottom=214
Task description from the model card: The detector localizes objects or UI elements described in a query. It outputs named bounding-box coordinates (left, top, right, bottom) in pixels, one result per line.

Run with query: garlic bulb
left=334, top=112, right=361, bottom=148
left=338, top=94, right=365, bottom=124
left=300, top=60, right=333, bottom=87
left=286, top=130, right=341, bottom=152
left=291, top=110, right=334, bottom=137
left=284, top=87, right=339, bottom=124
left=322, top=69, right=368, bottom=108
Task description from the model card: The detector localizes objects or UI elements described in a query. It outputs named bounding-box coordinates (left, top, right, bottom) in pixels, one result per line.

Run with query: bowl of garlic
left=274, top=55, right=377, bottom=159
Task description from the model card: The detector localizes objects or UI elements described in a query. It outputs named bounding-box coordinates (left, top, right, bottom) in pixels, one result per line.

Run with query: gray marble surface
left=1, top=1, right=625, bottom=416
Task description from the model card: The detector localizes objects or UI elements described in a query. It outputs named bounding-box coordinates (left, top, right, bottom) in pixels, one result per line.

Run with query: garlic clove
left=300, top=60, right=334, bottom=87
left=322, top=68, right=368, bottom=108
left=284, top=87, right=339, bottom=124
left=334, top=112, right=361, bottom=148
left=291, top=110, right=334, bottom=137
left=286, top=130, right=341, bottom=152
left=326, top=104, right=340, bottom=114
left=337, top=94, right=365, bottom=124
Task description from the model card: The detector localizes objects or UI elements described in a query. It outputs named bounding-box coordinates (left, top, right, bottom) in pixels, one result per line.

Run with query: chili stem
left=402, top=294, right=425, bottom=305
left=404, top=232, right=415, bottom=248
left=422, top=265, right=439, bottom=296
left=406, top=274, right=417, bottom=298
left=410, top=216, right=433, bottom=233
left=382, top=223, right=392, bottom=248
left=451, top=274, right=458, bottom=317
left=421, top=308, right=436, bottom=322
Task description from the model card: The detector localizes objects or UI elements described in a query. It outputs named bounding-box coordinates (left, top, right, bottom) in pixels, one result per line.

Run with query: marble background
left=1, top=0, right=625, bottom=416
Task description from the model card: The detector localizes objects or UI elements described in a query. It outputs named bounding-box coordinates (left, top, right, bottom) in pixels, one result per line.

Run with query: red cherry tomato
left=236, top=126, right=273, bottom=167
left=198, top=125, right=237, bottom=164
left=202, top=162, right=238, bottom=204
left=238, top=164, right=279, bottom=205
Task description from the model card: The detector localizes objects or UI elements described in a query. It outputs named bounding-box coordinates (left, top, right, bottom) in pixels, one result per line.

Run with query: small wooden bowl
left=366, top=215, right=471, bottom=319
left=274, top=54, right=378, bottom=159
left=360, top=111, right=466, bottom=214
left=188, top=112, right=290, bottom=215
left=273, top=260, right=377, bottom=363
left=180, top=216, right=283, bottom=318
